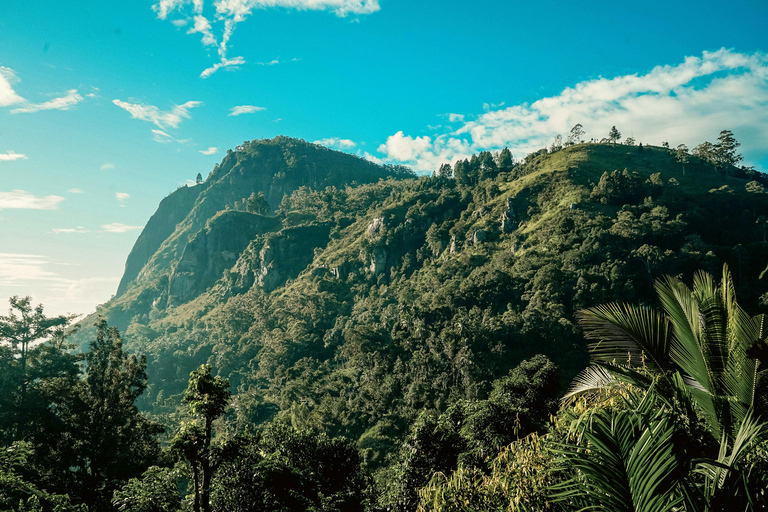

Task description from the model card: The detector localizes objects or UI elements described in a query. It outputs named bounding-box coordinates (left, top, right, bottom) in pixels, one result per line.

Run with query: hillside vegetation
left=38, top=135, right=768, bottom=510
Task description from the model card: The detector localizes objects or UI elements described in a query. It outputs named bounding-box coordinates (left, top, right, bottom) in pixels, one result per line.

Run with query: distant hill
left=73, top=137, right=768, bottom=467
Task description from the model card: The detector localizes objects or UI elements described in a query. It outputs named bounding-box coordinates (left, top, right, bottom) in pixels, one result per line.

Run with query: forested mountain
left=11, top=134, right=768, bottom=510
left=80, top=134, right=768, bottom=433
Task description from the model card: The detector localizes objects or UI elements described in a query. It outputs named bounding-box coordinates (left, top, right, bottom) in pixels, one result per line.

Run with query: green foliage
left=244, top=191, right=271, bottom=215
left=183, top=365, right=231, bottom=423
left=72, top=319, right=164, bottom=511
left=112, top=466, right=183, bottom=512
left=416, top=434, right=557, bottom=512
left=384, top=356, right=560, bottom=511
left=0, top=442, right=86, bottom=512
left=571, top=265, right=767, bottom=442
left=552, top=391, right=686, bottom=512
left=210, top=424, right=371, bottom=512
left=590, top=168, right=645, bottom=204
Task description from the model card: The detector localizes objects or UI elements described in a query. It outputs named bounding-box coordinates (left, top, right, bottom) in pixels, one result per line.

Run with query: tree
left=568, top=265, right=767, bottom=443
left=478, top=151, right=498, bottom=181
left=436, top=163, right=453, bottom=179
left=245, top=192, right=271, bottom=215
left=0, top=296, right=75, bottom=440
left=692, top=141, right=716, bottom=166
left=715, top=129, right=743, bottom=172
left=550, top=134, right=563, bottom=153
left=675, top=144, right=689, bottom=175
left=608, top=126, right=621, bottom=145
left=497, top=147, right=513, bottom=171
left=211, top=425, right=371, bottom=512
left=112, top=466, right=183, bottom=512
left=662, top=141, right=670, bottom=148
left=177, top=364, right=230, bottom=512
left=559, top=266, right=768, bottom=511
left=73, top=319, right=164, bottom=511
left=453, top=159, right=470, bottom=185
left=196, top=173, right=203, bottom=185
left=566, top=123, right=585, bottom=146
left=625, top=137, right=636, bottom=146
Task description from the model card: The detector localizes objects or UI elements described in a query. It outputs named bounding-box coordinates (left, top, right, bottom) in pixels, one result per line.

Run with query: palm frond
left=656, top=275, right=713, bottom=395
left=550, top=405, right=685, bottom=512
left=577, top=302, right=672, bottom=374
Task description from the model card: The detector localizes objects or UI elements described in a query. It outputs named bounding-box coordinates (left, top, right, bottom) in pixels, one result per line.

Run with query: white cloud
left=68, top=188, right=84, bottom=194
left=151, top=129, right=191, bottom=144
left=112, top=99, right=202, bottom=129
left=314, top=137, right=356, bottom=150
left=154, top=0, right=379, bottom=77
left=376, top=49, right=768, bottom=173
left=229, top=104, right=266, bottom=116
left=0, top=253, right=59, bottom=285
left=100, top=162, right=115, bottom=170
left=0, top=67, right=24, bottom=107
left=11, top=90, right=84, bottom=114
left=0, top=151, right=27, bottom=162
left=257, top=57, right=300, bottom=65
left=447, top=113, right=464, bottom=123
left=200, top=146, right=218, bottom=155
left=101, top=223, right=143, bottom=233
left=0, top=253, right=121, bottom=316
left=361, top=151, right=383, bottom=165
left=116, top=192, right=130, bottom=203
left=52, top=227, right=88, bottom=234
left=200, top=56, right=246, bottom=78
left=188, top=14, right=216, bottom=46
left=0, top=190, right=65, bottom=210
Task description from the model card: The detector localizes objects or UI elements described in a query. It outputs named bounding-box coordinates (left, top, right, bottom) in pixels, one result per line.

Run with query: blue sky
left=1, top=0, right=767, bottom=316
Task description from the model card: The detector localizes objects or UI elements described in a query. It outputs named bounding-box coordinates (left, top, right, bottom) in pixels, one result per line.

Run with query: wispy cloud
left=200, top=146, right=218, bottom=155
left=153, top=0, right=379, bottom=78
left=256, top=57, right=300, bottom=66
left=112, top=99, right=203, bottom=129
left=0, top=253, right=60, bottom=285
left=229, top=104, right=265, bottom=116
left=0, top=151, right=27, bottom=162
left=314, top=137, right=356, bottom=150
left=116, top=192, right=129, bottom=206
left=0, top=190, right=65, bottom=210
left=11, top=90, right=84, bottom=114
left=52, top=227, right=88, bottom=234
left=68, top=188, right=84, bottom=194
left=100, top=162, right=115, bottom=170
left=377, top=49, right=768, bottom=173
left=0, top=67, right=25, bottom=107
left=151, top=129, right=191, bottom=144
left=101, top=223, right=142, bottom=233
left=0, top=67, right=85, bottom=114
left=0, top=252, right=119, bottom=316
left=200, top=56, right=246, bottom=78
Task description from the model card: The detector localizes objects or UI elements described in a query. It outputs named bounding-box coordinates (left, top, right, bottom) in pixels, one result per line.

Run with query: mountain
left=93, top=136, right=412, bottom=330
left=74, top=136, right=768, bottom=467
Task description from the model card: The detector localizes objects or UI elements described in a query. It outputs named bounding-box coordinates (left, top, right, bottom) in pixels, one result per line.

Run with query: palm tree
left=557, top=265, right=768, bottom=510
left=567, top=265, right=767, bottom=442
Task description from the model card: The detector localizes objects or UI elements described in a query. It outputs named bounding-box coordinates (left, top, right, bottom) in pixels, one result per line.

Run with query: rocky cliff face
left=106, top=136, right=410, bottom=320
left=117, top=185, right=203, bottom=296
left=230, top=223, right=333, bottom=293
left=167, top=211, right=281, bottom=305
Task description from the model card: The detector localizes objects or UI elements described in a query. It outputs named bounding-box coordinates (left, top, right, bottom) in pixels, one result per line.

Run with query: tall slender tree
left=176, top=364, right=230, bottom=512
